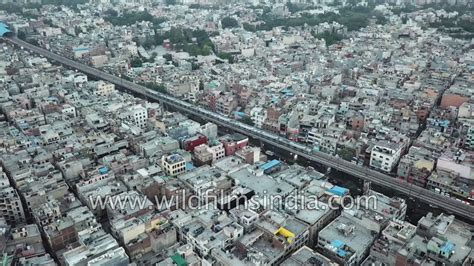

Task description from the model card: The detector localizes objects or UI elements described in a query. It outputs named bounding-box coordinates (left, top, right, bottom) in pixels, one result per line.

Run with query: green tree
left=240, top=116, right=254, bottom=126
left=104, top=9, right=118, bottom=17
left=243, top=22, right=257, bottom=32
left=74, top=26, right=82, bottom=36
left=375, top=14, right=388, bottom=25
left=130, top=57, right=143, bottom=68
left=142, top=38, right=156, bottom=49
left=313, top=31, right=344, bottom=46
left=255, top=5, right=376, bottom=32
left=149, top=83, right=167, bottom=93
left=154, top=28, right=215, bottom=56
left=163, top=53, right=173, bottom=61
left=140, top=82, right=167, bottom=94
left=401, top=16, right=408, bottom=24
left=0, top=3, right=22, bottom=13
left=286, top=2, right=303, bottom=13
left=191, top=62, right=200, bottom=70
left=337, top=147, right=356, bottom=161
left=217, top=52, right=234, bottom=63
left=17, top=31, right=26, bottom=40
left=221, top=16, right=239, bottom=29
left=105, top=11, right=166, bottom=26
left=41, top=0, right=88, bottom=10
left=458, top=19, right=474, bottom=33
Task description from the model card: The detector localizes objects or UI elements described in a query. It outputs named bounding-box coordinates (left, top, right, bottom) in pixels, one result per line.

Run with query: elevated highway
left=4, top=36, right=472, bottom=220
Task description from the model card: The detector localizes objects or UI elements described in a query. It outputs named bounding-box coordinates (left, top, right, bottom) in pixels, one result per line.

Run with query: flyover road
left=5, top=36, right=473, bottom=220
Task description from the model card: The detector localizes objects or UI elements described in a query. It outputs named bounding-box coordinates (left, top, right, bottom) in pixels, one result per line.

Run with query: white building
left=207, top=142, right=225, bottom=162
left=61, top=104, right=76, bottom=117
left=250, top=107, right=267, bottom=128
left=127, top=105, right=148, bottom=129
left=73, top=74, right=88, bottom=86
left=199, top=123, right=218, bottom=140
left=229, top=208, right=259, bottom=229
left=370, top=141, right=403, bottom=173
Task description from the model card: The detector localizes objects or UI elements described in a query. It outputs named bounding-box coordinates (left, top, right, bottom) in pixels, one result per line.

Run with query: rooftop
left=319, top=212, right=378, bottom=261
left=164, top=154, right=185, bottom=164
left=229, top=167, right=294, bottom=197
left=281, top=246, right=337, bottom=266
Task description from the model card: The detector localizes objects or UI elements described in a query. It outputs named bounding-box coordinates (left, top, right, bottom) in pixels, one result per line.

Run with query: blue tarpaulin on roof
left=337, top=249, right=347, bottom=257
left=441, top=241, right=454, bottom=255
left=99, top=166, right=109, bottom=175
left=260, top=159, right=281, bottom=171
left=186, top=162, right=194, bottom=171
left=328, top=186, right=349, bottom=197
left=234, top=112, right=246, bottom=118
left=331, top=239, right=344, bottom=249
left=73, top=47, right=89, bottom=52
left=0, top=22, right=12, bottom=37
left=281, top=88, right=294, bottom=97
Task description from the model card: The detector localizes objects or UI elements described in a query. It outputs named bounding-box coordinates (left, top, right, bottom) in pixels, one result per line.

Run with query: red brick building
left=219, top=133, right=249, bottom=156
left=182, top=134, right=208, bottom=152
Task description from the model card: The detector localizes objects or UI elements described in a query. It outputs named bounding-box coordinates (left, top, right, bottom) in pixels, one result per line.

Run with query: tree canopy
left=150, top=28, right=215, bottom=56
left=221, top=17, right=239, bottom=29
left=313, top=31, right=344, bottom=46
left=217, top=52, right=234, bottom=63
left=105, top=10, right=166, bottom=26
left=253, top=6, right=388, bottom=32
left=240, top=116, right=255, bottom=126
left=142, top=82, right=167, bottom=94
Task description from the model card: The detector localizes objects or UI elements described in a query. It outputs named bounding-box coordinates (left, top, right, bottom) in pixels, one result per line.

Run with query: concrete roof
left=229, top=167, right=294, bottom=197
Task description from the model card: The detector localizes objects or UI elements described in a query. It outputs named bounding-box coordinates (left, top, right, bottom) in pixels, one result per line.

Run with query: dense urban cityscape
left=0, top=0, right=472, bottom=265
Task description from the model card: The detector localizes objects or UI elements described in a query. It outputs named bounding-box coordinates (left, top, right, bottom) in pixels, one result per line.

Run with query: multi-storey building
left=250, top=106, right=267, bottom=128
left=370, top=141, right=403, bottom=173
left=162, top=154, right=186, bottom=177
left=93, top=81, right=115, bottom=96
left=0, top=187, right=26, bottom=225
left=126, top=105, right=148, bottom=129
left=216, top=94, right=237, bottom=116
